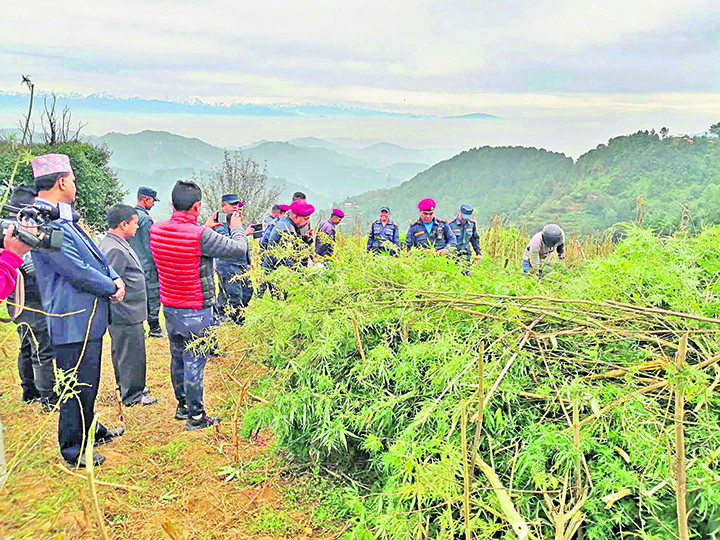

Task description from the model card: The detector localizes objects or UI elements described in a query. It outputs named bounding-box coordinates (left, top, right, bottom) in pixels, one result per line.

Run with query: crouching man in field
left=523, top=224, right=565, bottom=276
left=150, top=181, right=247, bottom=430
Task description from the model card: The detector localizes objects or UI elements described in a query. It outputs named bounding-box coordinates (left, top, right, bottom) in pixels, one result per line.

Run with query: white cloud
left=1, top=0, right=718, bottom=107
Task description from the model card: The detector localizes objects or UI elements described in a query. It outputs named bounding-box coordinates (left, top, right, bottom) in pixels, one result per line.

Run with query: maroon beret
left=290, top=200, right=315, bottom=217
left=418, top=198, right=436, bottom=211
left=331, top=208, right=345, bottom=218
left=278, top=204, right=290, bottom=212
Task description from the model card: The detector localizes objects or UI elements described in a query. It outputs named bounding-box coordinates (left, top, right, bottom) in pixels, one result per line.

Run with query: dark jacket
left=99, top=233, right=148, bottom=325
left=405, top=218, right=457, bottom=251
left=32, top=201, right=120, bottom=344
left=151, top=211, right=248, bottom=309
left=7, top=252, right=45, bottom=327
left=261, top=216, right=311, bottom=270
left=315, top=219, right=337, bottom=257
left=128, top=205, right=158, bottom=283
left=213, top=213, right=251, bottom=274
left=367, top=219, right=400, bottom=251
left=449, top=218, right=481, bottom=256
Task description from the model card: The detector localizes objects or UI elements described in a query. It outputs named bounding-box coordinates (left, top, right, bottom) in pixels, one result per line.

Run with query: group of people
left=2, top=155, right=255, bottom=467
left=1, top=153, right=566, bottom=469
left=361, top=197, right=565, bottom=276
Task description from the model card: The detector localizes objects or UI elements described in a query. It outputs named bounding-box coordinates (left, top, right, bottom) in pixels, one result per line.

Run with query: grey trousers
left=109, top=322, right=147, bottom=405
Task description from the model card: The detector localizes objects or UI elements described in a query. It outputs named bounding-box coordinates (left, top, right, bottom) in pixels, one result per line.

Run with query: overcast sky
left=1, top=0, right=718, bottom=113
left=1, top=0, right=719, bottom=155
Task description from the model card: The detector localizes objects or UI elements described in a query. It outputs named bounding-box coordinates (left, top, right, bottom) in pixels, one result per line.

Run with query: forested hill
left=347, top=132, right=720, bottom=234
left=346, top=146, right=574, bottom=228
left=548, top=132, right=720, bottom=233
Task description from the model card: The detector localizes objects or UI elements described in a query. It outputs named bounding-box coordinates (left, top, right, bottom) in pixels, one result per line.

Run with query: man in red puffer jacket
left=150, top=180, right=247, bottom=430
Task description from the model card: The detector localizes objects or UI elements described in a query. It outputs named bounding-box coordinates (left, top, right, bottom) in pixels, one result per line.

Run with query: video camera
left=1, top=203, right=65, bottom=251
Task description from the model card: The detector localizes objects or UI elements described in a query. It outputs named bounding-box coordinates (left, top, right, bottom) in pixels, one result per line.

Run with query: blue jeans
left=164, top=306, right=214, bottom=417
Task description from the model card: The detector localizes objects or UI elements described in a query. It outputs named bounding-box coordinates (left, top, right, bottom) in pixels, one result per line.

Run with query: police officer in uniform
left=210, top=194, right=253, bottom=323
left=262, top=200, right=315, bottom=271
left=128, top=187, right=163, bottom=337
left=367, top=206, right=400, bottom=254
left=406, top=198, right=456, bottom=252
left=450, top=204, right=481, bottom=273
left=259, top=203, right=289, bottom=250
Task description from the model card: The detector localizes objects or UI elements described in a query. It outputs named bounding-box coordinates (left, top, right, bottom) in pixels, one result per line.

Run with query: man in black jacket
left=6, top=185, right=58, bottom=411
left=128, top=187, right=163, bottom=337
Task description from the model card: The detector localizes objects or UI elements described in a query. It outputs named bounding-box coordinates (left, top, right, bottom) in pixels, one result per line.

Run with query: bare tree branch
left=40, top=93, right=79, bottom=145
left=197, top=151, right=281, bottom=223
left=20, top=75, right=34, bottom=145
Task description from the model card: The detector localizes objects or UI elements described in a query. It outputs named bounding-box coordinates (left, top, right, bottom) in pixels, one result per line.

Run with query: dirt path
left=0, top=329, right=347, bottom=539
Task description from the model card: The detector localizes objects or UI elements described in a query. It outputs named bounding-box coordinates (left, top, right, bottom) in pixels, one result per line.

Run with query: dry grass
left=0, top=326, right=347, bottom=539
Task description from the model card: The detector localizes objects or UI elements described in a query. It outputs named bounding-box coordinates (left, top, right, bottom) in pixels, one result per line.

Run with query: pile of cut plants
left=236, top=225, right=720, bottom=539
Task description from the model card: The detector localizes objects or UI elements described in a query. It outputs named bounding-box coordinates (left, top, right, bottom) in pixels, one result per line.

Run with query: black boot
left=148, top=321, right=166, bottom=338
left=21, top=387, right=41, bottom=403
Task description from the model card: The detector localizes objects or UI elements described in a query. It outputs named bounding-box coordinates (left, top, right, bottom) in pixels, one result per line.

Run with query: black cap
left=138, top=187, right=159, bottom=201
left=9, top=185, right=37, bottom=207
left=222, top=194, right=242, bottom=205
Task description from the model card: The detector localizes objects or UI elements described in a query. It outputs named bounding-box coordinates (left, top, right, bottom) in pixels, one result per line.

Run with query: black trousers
left=54, top=339, right=110, bottom=464
left=217, top=270, right=253, bottom=324
left=17, top=321, right=56, bottom=402
left=146, top=279, right=161, bottom=327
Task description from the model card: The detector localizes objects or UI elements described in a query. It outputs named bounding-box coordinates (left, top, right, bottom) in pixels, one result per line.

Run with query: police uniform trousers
left=54, top=339, right=111, bottom=464
left=17, top=320, right=56, bottom=404
left=108, top=322, right=147, bottom=406
left=145, top=268, right=161, bottom=328
left=217, top=270, right=253, bottom=324
left=454, top=250, right=472, bottom=276
left=164, top=306, right=213, bottom=417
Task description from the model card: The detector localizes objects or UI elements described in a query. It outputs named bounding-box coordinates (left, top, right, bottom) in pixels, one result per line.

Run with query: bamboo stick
left=53, top=463, right=140, bottom=491
left=674, top=335, right=690, bottom=540
left=85, top=419, right=110, bottom=540
left=461, top=407, right=472, bottom=540
left=472, top=323, right=538, bottom=421
left=352, top=317, right=367, bottom=362
left=475, top=453, right=529, bottom=539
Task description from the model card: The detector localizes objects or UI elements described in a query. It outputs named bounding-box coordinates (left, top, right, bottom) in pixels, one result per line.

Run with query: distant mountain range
left=80, top=130, right=459, bottom=217
left=0, top=91, right=500, bottom=120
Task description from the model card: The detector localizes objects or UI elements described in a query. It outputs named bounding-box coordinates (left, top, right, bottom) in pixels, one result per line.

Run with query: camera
left=216, top=211, right=231, bottom=226
left=1, top=203, right=65, bottom=251
left=250, top=223, right=263, bottom=239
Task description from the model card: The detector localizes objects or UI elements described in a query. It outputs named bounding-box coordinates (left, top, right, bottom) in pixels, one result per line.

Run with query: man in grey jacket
left=100, top=205, right=158, bottom=407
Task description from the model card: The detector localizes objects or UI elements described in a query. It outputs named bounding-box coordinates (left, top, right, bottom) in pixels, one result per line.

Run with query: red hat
left=418, top=198, right=436, bottom=211
left=278, top=204, right=290, bottom=212
left=290, top=200, right=315, bottom=217
left=331, top=208, right=345, bottom=218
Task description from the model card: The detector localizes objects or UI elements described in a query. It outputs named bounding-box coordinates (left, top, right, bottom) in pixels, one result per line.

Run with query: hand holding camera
left=3, top=223, right=34, bottom=258
left=1, top=203, right=65, bottom=252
